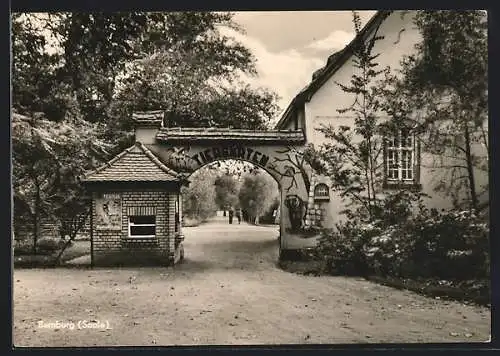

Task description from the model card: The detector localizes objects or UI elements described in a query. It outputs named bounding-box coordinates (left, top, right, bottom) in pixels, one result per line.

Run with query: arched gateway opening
left=82, top=111, right=321, bottom=267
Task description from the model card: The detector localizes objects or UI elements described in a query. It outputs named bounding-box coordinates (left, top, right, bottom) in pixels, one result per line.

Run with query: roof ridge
left=136, top=142, right=181, bottom=178
left=275, top=10, right=393, bottom=129
left=81, top=142, right=180, bottom=182
left=82, top=144, right=137, bottom=179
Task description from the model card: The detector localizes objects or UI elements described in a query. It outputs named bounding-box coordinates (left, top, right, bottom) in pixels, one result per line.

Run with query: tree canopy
left=11, top=11, right=280, bottom=246
left=214, top=174, right=240, bottom=210
left=238, top=170, right=278, bottom=224
left=12, top=12, right=279, bottom=129
left=182, top=168, right=218, bottom=221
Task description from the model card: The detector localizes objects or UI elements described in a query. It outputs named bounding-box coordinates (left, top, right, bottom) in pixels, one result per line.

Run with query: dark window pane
left=389, top=169, right=399, bottom=179
left=130, top=216, right=155, bottom=225
left=130, top=225, right=156, bottom=236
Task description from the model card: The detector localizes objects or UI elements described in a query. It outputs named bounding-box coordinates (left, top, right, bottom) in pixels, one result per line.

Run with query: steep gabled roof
left=81, top=141, right=181, bottom=183
left=274, top=10, right=392, bottom=129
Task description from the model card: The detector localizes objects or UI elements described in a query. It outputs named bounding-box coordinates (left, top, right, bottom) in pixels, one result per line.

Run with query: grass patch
left=58, top=241, right=91, bottom=262
left=14, top=240, right=90, bottom=268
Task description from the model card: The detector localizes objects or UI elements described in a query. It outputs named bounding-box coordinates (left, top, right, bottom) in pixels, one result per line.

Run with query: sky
left=229, top=11, right=376, bottom=121
left=24, top=11, right=376, bottom=123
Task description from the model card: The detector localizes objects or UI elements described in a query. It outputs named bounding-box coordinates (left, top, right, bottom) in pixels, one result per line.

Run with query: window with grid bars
left=386, top=128, right=415, bottom=183
left=314, top=183, right=330, bottom=201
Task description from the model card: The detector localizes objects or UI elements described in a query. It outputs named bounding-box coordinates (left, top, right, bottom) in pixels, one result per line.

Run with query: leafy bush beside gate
left=314, top=202, right=489, bottom=281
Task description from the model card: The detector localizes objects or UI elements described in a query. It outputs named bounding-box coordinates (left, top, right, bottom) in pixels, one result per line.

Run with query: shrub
left=14, top=240, right=34, bottom=256
left=314, top=221, right=376, bottom=276
left=36, top=237, right=65, bottom=254
left=363, top=224, right=414, bottom=277
left=365, top=207, right=489, bottom=280
left=314, top=189, right=489, bottom=281
left=373, top=190, right=428, bottom=227
left=409, top=209, right=489, bottom=279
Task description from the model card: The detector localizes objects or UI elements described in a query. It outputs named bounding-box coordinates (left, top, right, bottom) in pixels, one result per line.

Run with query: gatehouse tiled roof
left=81, top=142, right=180, bottom=183
left=155, top=127, right=305, bottom=143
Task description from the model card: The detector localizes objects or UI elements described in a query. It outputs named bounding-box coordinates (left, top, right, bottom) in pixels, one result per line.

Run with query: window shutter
left=127, top=206, right=157, bottom=216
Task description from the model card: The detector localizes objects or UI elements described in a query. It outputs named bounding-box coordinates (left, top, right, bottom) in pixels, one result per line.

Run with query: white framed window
left=386, top=128, right=415, bottom=182
left=128, top=215, right=156, bottom=238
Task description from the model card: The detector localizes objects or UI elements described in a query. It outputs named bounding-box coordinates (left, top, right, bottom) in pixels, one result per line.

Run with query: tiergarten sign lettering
left=190, top=146, right=271, bottom=168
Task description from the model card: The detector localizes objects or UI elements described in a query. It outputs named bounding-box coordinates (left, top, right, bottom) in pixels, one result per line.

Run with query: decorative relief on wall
left=269, top=147, right=311, bottom=193
left=284, top=194, right=306, bottom=232
left=164, top=144, right=273, bottom=173
left=167, top=145, right=270, bottom=172
left=95, top=193, right=122, bottom=230
left=161, top=143, right=321, bottom=238
left=190, top=145, right=271, bottom=168
left=163, top=144, right=312, bottom=194
left=164, top=146, right=200, bottom=172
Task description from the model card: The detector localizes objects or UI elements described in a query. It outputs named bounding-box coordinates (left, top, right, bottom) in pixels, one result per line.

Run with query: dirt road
left=13, top=217, right=491, bottom=346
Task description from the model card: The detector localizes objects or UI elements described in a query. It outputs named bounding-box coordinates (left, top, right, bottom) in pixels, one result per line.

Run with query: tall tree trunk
left=32, top=210, right=38, bottom=256
left=364, top=165, right=372, bottom=219
left=55, top=211, right=89, bottom=264
left=362, top=58, right=374, bottom=220
left=367, top=136, right=377, bottom=214
left=32, top=177, right=40, bottom=255
left=464, top=124, right=478, bottom=211
left=480, top=124, right=489, bottom=153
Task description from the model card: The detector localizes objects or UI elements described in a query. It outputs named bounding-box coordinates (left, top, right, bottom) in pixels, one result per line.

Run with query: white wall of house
left=292, top=11, right=488, bottom=227
left=306, top=11, right=421, bottom=144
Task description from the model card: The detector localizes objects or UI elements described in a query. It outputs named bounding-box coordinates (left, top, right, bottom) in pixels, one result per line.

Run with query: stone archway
left=134, top=111, right=321, bottom=254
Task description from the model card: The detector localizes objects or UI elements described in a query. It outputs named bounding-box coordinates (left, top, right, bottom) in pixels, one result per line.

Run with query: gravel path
left=13, top=217, right=491, bottom=346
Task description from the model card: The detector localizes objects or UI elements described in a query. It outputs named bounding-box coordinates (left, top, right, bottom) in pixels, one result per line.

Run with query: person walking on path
left=236, top=209, right=241, bottom=224
left=228, top=209, right=234, bottom=224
